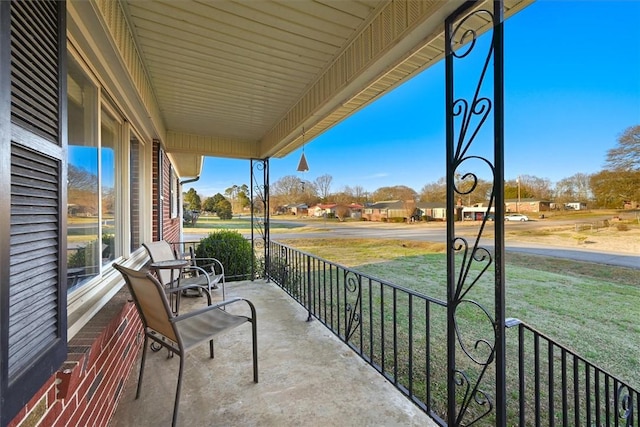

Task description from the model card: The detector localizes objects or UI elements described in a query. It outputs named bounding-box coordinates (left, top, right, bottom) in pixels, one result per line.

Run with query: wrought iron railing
left=267, top=240, right=639, bottom=426
left=507, top=320, right=639, bottom=427
left=267, top=240, right=449, bottom=424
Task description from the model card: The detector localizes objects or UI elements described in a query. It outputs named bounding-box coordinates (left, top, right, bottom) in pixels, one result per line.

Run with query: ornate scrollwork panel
left=343, top=270, right=362, bottom=343
left=446, top=2, right=505, bottom=425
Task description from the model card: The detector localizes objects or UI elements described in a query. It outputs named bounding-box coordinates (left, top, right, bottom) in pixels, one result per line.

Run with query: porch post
left=445, top=1, right=505, bottom=425
left=493, top=1, right=507, bottom=425
left=250, top=158, right=270, bottom=280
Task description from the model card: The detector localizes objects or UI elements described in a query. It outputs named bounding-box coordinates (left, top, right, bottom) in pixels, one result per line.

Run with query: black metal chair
left=113, top=263, right=258, bottom=427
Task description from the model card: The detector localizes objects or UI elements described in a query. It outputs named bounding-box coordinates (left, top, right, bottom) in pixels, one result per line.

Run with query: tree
left=68, top=164, right=98, bottom=216
left=202, top=196, right=217, bottom=213
left=183, top=188, right=201, bottom=211
left=454, top=174, right=493, bottom=206
left=420, top=178, right=447, bottom=203
left=505, top=178, right=535, bottom=200
left=371, top=185, right=417, bottom=202
left=590, top=170, right=640, bottom=208
left=554, top=173, right=592, bottom=204
left=216, top=198, right=233, bottom=219
left=516, top=174, right=553, bottom=200
left=237, top=184, right=250, bottom=211
left=340, top=185, right=367, bottom=204
left=203, top=193, right=227, bottom=214
left=271, top=175, right=318, bottom=207
left=314, top=174, right=333, bottom=202
left=605, top=125, right=640, bottom=171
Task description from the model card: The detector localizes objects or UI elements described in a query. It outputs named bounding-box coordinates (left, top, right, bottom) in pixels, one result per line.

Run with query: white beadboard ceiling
left=107, top=0, right=533, bottom=176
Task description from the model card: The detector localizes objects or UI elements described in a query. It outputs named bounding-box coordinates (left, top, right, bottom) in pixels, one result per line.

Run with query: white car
left=505, top=213, right=529, bottom=222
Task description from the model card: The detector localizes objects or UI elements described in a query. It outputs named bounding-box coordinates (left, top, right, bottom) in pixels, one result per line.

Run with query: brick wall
left=8, top=290, right=142, bottom=427
left=152, top=140, right=181, bottom=243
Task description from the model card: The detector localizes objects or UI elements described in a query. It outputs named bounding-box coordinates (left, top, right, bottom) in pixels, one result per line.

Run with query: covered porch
left=110, top=278, right=439, bottom=426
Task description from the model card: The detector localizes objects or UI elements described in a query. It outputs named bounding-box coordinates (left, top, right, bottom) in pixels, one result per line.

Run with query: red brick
left=41, top=399, right=63, bottom=426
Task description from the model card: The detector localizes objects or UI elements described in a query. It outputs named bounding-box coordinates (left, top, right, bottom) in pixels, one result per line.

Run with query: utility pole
left=517, top=176, right=521, bottom=212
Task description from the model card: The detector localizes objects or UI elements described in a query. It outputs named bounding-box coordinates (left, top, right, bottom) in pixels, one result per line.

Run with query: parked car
left=505, top=213, right=529, bottom=221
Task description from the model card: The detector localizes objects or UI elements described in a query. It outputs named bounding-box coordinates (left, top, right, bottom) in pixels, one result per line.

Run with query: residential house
left=310, top=203, right=338, bottom=217
left=309, top=203, right=363, bottom=219
left=462, top=205, right=496, bottom=221
left=416, top=202, right=448, bottom=221
left=362, top=200, right=412, bottom=221
left=565, top=202, right=587, bottom=210
left=283, top=203, right=309, bottom=216
left=505, top=198, right=551, bottom=213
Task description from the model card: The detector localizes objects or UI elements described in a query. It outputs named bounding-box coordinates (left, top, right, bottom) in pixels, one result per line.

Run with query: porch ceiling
left=112, top=0, right=532, bottom=177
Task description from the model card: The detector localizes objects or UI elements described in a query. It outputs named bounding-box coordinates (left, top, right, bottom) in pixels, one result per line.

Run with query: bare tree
left=333, top=190, right=352, bottom=205
left=314, top=174, right=333, bottom=202
left=420, top=178, right=446, bottom=203
left=351, top=185, right=366, bottom=204
left=518, top=174, right=553, bottom=200
left=271, top=175, right=318, bottom=206
left=554, top=173, right=592, bottom=204
left=338, top=185, right=367, bottom=204
left=605, top=124, right=640, bottom=171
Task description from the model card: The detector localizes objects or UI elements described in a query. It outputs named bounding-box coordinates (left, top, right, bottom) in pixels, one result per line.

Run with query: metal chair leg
left=136, top=334, right=149, bottom=399
left=172, top=355, right=185, bottom=427
left=252, top=319, right=258, bottom=383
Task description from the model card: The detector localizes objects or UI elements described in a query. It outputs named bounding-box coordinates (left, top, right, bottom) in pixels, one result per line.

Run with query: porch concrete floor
left=109, top=279, right=439, bottom=427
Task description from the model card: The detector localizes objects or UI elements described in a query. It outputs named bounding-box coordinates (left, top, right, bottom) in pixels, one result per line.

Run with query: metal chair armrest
left=166, top=284, right=212, bottom=305
left=171, top=297, right=256, bottom=322
left=191, top=257, right=225, bottom=275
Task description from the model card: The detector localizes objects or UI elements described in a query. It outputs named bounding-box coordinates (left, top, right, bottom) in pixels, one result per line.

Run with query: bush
left=195, top=230, right=254, bottom=281
left=615, top=223, right=629, bottom=231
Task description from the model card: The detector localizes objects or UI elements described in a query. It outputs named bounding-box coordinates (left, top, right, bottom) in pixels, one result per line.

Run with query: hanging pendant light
left=296, top=127, right=309, bottom=172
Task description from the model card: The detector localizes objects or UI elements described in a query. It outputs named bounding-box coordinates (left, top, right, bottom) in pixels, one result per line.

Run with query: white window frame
left=66, top=50, right=152, bottom=339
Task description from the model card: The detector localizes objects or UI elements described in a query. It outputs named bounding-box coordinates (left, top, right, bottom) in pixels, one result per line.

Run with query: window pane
left=101, top=110, right=119, bottom=265
left=130, top=135, right=142, bottom=251
left=67, top=58, right=99, bottom=291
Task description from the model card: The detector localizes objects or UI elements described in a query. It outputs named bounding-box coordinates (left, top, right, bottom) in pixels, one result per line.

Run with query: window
left=100, top=107, right=121, bottom=265
left=170, top=165, right=178, bottom=218
left=67, top=57, right=100, bottom=290
left=130, top=135, right=142, bottom=251
left=66, top=57, right=125, bottom=290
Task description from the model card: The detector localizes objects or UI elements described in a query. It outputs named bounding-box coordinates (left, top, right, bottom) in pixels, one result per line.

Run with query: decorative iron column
left=250, top=158, right=270, bottom=279
left=445, top=1, right=506, bottom=425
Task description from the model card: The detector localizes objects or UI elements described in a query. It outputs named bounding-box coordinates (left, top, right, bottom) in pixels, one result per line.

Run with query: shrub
left=195, top=230, right=254, bottom=281
left=615, top=223, right=629, bottom=231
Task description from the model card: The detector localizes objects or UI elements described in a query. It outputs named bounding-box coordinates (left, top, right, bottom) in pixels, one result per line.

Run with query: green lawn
left=185, top=216, right=305, bottom=231
left=277, top=237, right=640, bottom=391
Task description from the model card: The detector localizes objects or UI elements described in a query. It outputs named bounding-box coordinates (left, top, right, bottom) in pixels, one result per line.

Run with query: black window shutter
left=1, top=1, right=67, bottom=425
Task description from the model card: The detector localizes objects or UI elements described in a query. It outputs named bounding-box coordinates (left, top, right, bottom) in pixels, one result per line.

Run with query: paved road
left=186, top=219, right=640, bottom=269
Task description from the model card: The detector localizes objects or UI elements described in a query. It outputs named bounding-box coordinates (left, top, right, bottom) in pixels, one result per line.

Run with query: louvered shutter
left=1, top=1, right=67, bottom=425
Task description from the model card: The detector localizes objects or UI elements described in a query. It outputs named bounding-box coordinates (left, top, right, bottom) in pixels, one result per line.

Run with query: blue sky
left=190, top=1, right=640, bottom=199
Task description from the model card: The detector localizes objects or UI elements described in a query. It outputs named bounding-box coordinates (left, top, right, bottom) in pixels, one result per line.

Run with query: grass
left=276, top=237, right=640, bottom=392
left=185, top=216, right=306, bottom=231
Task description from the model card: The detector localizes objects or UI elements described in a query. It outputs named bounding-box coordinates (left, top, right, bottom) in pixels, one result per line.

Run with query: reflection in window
left=100, top=110, right=119, bottom=266
left=67, top=58, right=99, bottom=291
